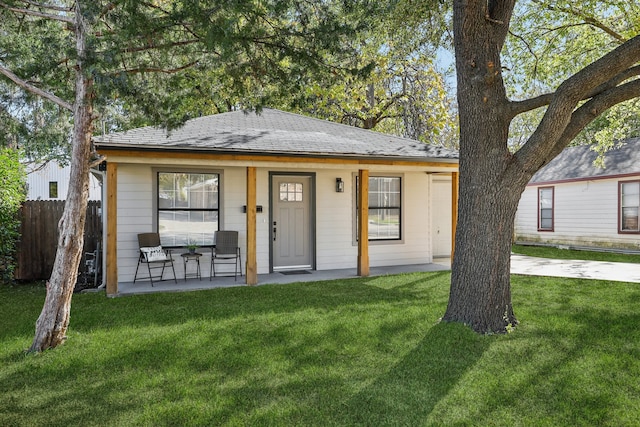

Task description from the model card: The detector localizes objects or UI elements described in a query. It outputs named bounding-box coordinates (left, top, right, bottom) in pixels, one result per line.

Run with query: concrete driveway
left=510, top=254, right=640, bottom=283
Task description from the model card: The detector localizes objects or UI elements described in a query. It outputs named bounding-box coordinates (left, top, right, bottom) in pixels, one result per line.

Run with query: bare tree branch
left=20, top=0, right=72, bottom=12
left=557, top=79, right=640, bottom=150
left=117, top=60, right=200, bottom=75
left=508, top=65, right=640, bottom=118
left=508, top=34, right=640, bottom=120
left=512, top=34, right=640, bottom=175
left=0, top=64, right=73, bottom=111
left=120, top=39, right=201, bottom=54
left=514, top=79, right=640, bottom=176
left=533, top=1, right=627, bottom=44
left=515, top=79, right=640, bottom=176
left=508, top=93, right=554, bottom=117
left=587, top=65, right=640, bottom=98
left=0, top=1, right=74, bottom=24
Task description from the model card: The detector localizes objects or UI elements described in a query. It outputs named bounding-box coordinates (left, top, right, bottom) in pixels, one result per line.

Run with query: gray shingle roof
left=93, top=108, right=458, bottom=163
left=530, top=137, right=640, bottom=183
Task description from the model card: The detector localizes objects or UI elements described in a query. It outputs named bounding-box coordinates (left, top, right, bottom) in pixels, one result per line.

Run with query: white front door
left=271, top=175, right=314, bottom=270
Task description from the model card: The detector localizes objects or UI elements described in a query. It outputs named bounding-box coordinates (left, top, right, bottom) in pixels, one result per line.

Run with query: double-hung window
left=356, top=176, right=402, bottom=241
left=538, top=187, right=554, bottom=231
left=620, top=181, right=640, bottom=233
left=157, top=172, right=219, bottom=246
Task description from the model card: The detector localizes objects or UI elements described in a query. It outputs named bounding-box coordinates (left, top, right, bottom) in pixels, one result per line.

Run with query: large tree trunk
left=442, top=101, right=528, bottom=332
left=443, top=166, right=526, bottom=332
left=442, top=1, right=640, bottom=334
left=29, top=4, right=93, bottom=352
left=442, top=0, right=524, bottom=333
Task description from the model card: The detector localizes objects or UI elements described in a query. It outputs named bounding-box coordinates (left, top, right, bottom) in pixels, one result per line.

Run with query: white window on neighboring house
left=619, top=180, right=640, bottom=233
left=538, top=187, right=554, bottom=231
left=156, top=172, right=220, bottom=246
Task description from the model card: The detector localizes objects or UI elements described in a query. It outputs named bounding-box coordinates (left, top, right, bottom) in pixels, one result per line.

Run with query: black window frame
left=156, top=171, right=220, bottom=247
left=356, top=175, right=402, bottom=242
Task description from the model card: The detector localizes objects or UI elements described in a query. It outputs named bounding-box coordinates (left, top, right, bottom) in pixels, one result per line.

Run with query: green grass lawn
left=2, top=273, right=640, bottom=426
left=512, top=244, right=640, bottom=263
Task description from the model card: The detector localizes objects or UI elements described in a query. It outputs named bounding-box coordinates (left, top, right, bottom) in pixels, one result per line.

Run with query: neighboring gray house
left=515, top=137, right=640, bottom=251
left=93, top=108, right=459, bottom=295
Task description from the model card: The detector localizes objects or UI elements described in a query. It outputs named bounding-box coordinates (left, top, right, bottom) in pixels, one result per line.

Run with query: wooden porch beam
left=357, top=169, right=369, bottom=276
left=245, top=167, right=258, bottom=285
left=105, top=162, right=118, bottom=296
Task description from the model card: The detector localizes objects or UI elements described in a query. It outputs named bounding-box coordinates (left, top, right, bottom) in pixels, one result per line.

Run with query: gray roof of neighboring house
left=93, top=108, right=458, bottom=163
left=530, top=137, right=640, bottom=184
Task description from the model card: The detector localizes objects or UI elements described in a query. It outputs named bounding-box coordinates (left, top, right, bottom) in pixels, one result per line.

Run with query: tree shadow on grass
left=0, top=315, right=489, bottom=427
left=67, top=271, right=453, bottom=333
left=326, top=321, right=490, bottom=425
left=0, top=272, right=464, bottom=426
left=0, top=271, right=451, bottom=344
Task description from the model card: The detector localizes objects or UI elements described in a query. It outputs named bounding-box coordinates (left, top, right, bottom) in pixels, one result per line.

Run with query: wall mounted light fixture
left=336, top=177, right=344, bottom=193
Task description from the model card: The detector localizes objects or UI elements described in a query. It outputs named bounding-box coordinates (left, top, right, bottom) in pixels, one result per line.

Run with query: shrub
left=0, top=148, right=26, bottom=283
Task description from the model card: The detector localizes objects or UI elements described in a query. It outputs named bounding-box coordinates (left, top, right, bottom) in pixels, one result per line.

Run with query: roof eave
left=94, top=143, right=459, bottom=164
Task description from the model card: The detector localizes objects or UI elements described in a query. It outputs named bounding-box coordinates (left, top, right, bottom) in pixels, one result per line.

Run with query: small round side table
left=181, top=252, right=202, bottom=281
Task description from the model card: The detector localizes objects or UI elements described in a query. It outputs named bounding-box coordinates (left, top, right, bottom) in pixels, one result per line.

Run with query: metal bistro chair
left=134, top=233, right=177, bottom=286
left=210, top=230, right=242, bottom=281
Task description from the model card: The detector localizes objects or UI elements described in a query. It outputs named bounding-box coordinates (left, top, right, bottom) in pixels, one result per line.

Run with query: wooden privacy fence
left=15, top=200, right=102, bottom=281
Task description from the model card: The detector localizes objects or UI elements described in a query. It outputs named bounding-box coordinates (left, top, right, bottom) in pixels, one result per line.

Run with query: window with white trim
left=538, top=187, right=554, bottom=231
left=157, top=172, right=219, bottom=246
left=620, top=181, right=639, bottom=233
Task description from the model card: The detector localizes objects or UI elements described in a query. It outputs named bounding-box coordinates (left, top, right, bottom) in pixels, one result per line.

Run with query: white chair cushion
left=141, top=246, right=167, bottom=262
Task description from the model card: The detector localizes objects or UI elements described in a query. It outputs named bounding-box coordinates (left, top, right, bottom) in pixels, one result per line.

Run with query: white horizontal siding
left=315, top=169, right=358, bottom=270
left=369, top=172, right=432, bottom=267
left=112, top=160, right=450, bottom=284
left=26, top=161, right=101, bottom=201
left=515, top=178, right=640, bottom=250
left=116, top=165, right=154, bottom=281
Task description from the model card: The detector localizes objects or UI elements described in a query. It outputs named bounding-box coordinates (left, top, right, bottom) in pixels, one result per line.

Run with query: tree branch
left=0, top=65, right=73, bottom=111
left=0, top=1, right=74, bottom=24
left=508, top=93, right=554, bottom=117
left=515, top=79, right=640, bottom=177
left=120, top=39, right=201, bottom=54
left=557, top=79, right=640, bottom=150
left=508, top=37, right=640, bottom=119
left=118, top=60, right=200, bottom=75
left=587, top=65, right=640, bottom=98
left=512, top=34, right=640, bottom=175
left=534, top=1, right=627, bottom=44
left=20, top=0, right=72, bottom=12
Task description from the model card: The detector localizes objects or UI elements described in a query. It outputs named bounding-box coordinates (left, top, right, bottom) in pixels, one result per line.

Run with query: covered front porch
left=111, top=258, right=452, bottom=296
left=94, top=109, right=460, bottom=296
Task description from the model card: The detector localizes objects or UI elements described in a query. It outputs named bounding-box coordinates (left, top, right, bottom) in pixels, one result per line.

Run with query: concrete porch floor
left=113, top=257, right=452, bottom=296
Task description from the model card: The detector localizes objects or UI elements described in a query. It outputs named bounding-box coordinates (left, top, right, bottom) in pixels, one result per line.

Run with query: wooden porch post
left=451, top=171, right=459, bottom=259
left=105, top=162, right=118, bottom=296
left=357, top=169, right=369, bottom=276
left=245, top=167, right=258, bottom=285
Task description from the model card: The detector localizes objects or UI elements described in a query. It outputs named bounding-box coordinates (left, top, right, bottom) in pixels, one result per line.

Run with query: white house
left=93, top=109, right=459, bottom=295
left=26, top=160, right=101, bottom=201
left=515, top=137, right=640, bottom=251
